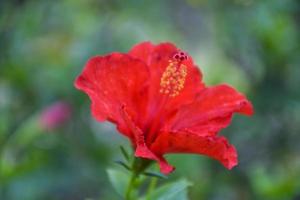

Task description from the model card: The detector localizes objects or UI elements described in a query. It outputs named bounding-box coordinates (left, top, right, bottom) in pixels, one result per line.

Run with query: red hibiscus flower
left=75, top=42, right=253, bottom=174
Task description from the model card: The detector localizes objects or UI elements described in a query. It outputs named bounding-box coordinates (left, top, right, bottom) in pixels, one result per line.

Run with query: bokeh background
left=1, top=0, right=300, bottom=199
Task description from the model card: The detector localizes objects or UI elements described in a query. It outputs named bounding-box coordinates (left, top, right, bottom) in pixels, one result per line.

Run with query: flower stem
left=146, top=177, right=157, bottom=200
left=125, top=171, right=137, bottom=200
left=125, top=158, right=153, bottom=200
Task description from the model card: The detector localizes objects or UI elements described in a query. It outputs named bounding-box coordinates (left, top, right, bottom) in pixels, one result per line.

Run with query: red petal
left=155, top=155, right=175, bottom=174
left=120, top=104, right=174, bottom=174
left=151, top=131, right=238, bottom=170
left=129, top=42, right=205, bottom=143
left=119, top=105, right=158, bottom=159
left=128, top=41, right=154, bottom=64
left=129, top=42, right=204, bottom=103
left=74, top=53, right=149, bottom=140
left=166, top=84, right=254, bottom=134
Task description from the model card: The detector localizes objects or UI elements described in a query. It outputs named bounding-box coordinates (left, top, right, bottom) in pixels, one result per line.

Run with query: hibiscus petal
left=120, top=105, right=174, bottom=174
left=74, top=53, right=149, bottom=139
left=129, top=42, right=204, bottom=103
left=151, top=131, right=238, bottom=170
left=166, top=84, right=253, bottom=134
left=155, top=155, right=175, bottom=174
left=120, top=105, right=155, bottom=158
left=128, top=41, right=154, bottom=64
left=129, top=42, right=205, bottom=143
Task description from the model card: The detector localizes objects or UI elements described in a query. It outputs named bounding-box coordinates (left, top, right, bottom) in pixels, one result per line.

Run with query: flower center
left=159, top=52, right=188, bottom=97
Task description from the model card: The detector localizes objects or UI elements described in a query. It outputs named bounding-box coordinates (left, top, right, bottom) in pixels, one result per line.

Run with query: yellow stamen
left=160, top=60, right=187, bottom=97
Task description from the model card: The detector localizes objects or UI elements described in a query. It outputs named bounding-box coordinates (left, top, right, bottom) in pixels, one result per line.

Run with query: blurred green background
left=1, top=0, right=300, bottom=199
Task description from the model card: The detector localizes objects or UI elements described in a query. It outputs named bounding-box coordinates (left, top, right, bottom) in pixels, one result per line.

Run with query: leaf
left=140, top=179, right=192, bottom=200
left=143, top=171, right=168, bottom=179
left=107, top=168, right=130, bottom=196
left=114, top=160, right=131, bottom=171
left=120, top=146, right=130, bottom=162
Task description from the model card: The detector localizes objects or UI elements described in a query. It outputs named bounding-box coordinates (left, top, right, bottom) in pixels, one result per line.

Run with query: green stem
left=125, top=171, right=137, bottom=200
left=146, top=177, right=158, bottom=200
left=125, top=158, right=153, bottom=200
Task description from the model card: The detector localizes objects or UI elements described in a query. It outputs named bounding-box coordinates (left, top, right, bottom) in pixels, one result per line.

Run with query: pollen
left=160, top=59, right=187, bottom=97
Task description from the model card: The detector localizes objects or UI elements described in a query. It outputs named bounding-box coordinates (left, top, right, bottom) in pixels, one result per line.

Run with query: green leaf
left=120, top=146, right=130, bottom=162
left=107, top=168, right=130, bottom=196
left=143, top=171, right=168, bottom=179
left=141, top=179, right=192, bottom=200
left=114, top=160, right=131, bottom=171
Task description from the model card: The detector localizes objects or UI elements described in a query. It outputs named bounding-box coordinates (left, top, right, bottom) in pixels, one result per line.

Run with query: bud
left=40, top=101, right=71, bottom=130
